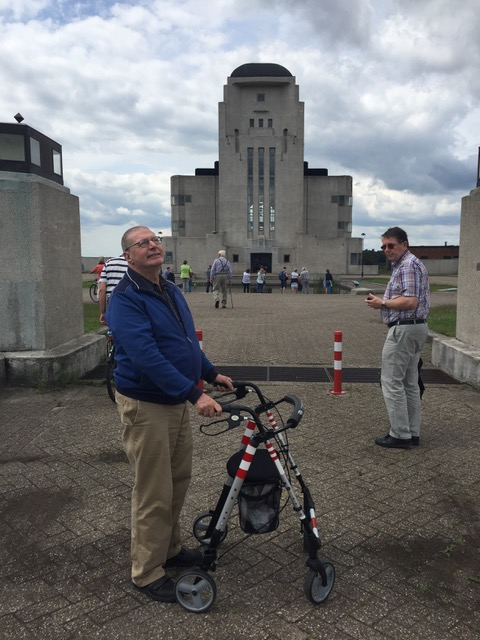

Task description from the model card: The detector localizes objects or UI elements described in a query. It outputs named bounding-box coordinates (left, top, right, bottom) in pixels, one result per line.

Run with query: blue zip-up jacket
left=106, top=268, right=218, bottom=405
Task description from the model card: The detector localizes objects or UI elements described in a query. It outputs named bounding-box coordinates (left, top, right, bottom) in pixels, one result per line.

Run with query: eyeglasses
left=124, top=237, right=162, bottom=251
left=381, top=242, right=403, bottom=251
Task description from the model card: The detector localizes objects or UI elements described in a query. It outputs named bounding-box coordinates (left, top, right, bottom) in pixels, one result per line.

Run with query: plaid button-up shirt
left=381, top=250, right=430, bottom=325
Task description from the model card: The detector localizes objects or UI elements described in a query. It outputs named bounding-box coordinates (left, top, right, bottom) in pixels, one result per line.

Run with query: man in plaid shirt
left=365, top=227, right=430, bottom=449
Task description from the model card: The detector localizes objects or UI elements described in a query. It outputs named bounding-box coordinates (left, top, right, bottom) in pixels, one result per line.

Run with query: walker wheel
left=175, top=569, right=217, bottom=613
left=193, top=511, right=228, bottom=546
left=304, top=562, right=335, bottom=604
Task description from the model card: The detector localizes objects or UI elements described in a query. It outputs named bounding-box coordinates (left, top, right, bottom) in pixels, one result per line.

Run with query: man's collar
left=392, top=249, right=410, bottom=267
left=127, top=267, right=162, bottom=291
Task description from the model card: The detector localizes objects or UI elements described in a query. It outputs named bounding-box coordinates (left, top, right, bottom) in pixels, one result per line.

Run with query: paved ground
left=2, top=284, right=479, bottom=639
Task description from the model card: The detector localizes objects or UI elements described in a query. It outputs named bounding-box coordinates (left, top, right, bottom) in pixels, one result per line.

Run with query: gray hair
left=121, top=225, right=149, bottom=251
left=218, top=250, right=226, bottom=257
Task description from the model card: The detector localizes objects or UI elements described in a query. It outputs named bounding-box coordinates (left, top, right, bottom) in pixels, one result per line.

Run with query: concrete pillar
left=0, top=121, right=106, bottom=387
left=0, top=171, right=84, bottom=350
left=456, top=187, right=480, bottom=349
left=432, top=185, right=480, bottom=389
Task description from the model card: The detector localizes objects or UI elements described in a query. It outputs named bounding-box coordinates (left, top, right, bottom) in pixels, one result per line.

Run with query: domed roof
left=231, top=63, right=292, bottom=78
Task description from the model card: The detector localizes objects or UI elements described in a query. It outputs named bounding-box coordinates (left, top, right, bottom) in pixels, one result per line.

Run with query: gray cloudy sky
left=1, top=0, right=479, bottom=256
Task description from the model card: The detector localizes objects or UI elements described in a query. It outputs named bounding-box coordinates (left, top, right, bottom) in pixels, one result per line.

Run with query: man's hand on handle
left=194, top=374, right=234, bottom=417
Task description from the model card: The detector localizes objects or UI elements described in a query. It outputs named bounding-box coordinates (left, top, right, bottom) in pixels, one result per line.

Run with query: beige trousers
left=116, top=392, right=193, bottom=587
left=213, top=273, right=228, bottom=307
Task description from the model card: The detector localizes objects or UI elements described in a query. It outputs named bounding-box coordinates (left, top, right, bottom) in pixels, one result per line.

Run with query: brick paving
left=1, top=287, right=479, bottom=639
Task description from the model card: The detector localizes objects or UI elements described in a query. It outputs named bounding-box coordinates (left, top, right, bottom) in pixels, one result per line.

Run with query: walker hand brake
left=201, top=406, right=245, bottom=431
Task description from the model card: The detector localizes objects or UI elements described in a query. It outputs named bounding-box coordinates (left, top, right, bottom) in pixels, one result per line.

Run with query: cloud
left=1, top=0, right=478, bottom=256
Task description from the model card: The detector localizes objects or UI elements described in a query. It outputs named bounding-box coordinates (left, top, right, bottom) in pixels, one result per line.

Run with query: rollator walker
left=175, top=381, right=336, bottom=613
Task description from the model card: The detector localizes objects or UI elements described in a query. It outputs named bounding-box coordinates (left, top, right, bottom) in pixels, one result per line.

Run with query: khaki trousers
left=213, top=274, right=228, bottom=307
left=116, top=392, right=193, bottom=587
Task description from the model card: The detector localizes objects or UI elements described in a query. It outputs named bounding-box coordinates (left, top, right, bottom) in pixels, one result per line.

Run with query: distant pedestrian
left=163, top=267, right=175, bottom=283
left=278, top=266, right=288, bottom=293
left=205, top=265, right=212, bottom=293
left=290, top=269, right=299, bottom=293
left=323, top=269, right=333, bottom=294
left=91, top=258, right=105, bottom=281
left=256, top=267, right=266, bottom=293
left=300, top=267, right=310, bottom=294
left=180, top=260, right=191, bottom=293
left=242, top=268, right=251, bottom=293
left=211, top=250, right=232, bottom=308
left=98, top=255, right=128, bottom=325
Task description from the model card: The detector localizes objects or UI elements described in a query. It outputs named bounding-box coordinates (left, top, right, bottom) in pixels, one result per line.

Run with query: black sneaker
left=412, top=436, right=420, bottom=446
left=164, top=547, right=203, bottom=568
left=134, top=575, right=176, bottom=602
left=375, top=434, right=412, bottom=449
left=215, top=301, right=219, bottom=308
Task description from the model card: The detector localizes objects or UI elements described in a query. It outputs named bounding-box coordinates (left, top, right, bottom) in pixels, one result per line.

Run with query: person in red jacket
left=91, top=258, right=105, bottom=280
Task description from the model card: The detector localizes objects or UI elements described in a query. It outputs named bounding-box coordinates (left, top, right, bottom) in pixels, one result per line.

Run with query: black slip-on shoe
left=164, top=547, right=203, bottom=568
left=134, top=575, right=176, bottom=602
left=375, top=434, right=412, bottom=449
left=215, top=301, right=219, bottom=308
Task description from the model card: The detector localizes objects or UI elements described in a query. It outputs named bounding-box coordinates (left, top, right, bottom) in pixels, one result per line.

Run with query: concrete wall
left=0, top=171, right=83, bottom=350
left=432, top=335, right=480, bottom=389
left=422, top=259, right=459, bottom=276
left=3, top=333, right=106, bottom=388
left=456, top=187, right=480, bottom=349
left=171, top=174, right=217, bottom=241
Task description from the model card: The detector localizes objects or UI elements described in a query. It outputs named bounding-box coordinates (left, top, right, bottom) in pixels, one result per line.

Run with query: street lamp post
left=361, top=233, right=366, bottom=278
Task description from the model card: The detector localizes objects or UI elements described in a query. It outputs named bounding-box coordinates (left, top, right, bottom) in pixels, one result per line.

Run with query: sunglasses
left=381, top=242, right=403, bottom=251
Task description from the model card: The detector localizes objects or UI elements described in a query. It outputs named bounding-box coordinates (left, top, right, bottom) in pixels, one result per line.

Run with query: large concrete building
left=162, top=63, right=363, bottom=277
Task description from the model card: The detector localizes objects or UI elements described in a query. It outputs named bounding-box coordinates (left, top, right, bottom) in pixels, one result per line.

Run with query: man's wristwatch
left=381, top=301, right=387, bottom=309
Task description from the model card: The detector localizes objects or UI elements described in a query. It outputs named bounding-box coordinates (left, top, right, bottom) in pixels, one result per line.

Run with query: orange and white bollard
left=195, top=329, right=204, bottom=391
left=330, top=330, right=346, bottom=395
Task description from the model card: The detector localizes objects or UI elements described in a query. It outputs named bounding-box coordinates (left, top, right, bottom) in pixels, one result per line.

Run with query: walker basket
left=227, top=448, right=282, bottom=534
left=238, top=480, right=282, bottom=534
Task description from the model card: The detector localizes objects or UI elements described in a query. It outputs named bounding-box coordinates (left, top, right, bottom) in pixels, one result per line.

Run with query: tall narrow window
left=258, top=119, right=264, bottom=128
left=268, top=119, right=272, bottom=128
left=247, top=147, right=254, bottom=236
left=258, top=147, right=264, bottom=233
left=269, top=147, right=275, bottom=231
left=249, top=118, right=254, bottom=128
left=52, top=149, right=62, bottom=175
left=234, top=128, right=239, bottom=154
left=283, top=129, right=288, bottom=154
left=30, top=138, right=40, bottom=166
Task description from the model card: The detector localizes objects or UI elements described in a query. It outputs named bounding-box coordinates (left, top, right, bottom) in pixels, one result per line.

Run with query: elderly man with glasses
left=365, top=226, right=430, bottom=449
left=106, top=226, right=233, bottom=603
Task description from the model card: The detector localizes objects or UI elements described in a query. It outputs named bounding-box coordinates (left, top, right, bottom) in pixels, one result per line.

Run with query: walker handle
left=283, top=394, right=304, bottom=429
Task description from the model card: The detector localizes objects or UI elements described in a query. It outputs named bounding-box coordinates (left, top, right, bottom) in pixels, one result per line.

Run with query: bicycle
left=89, top=280, right=99, bottom=303
left=106, top=331, right=116, bottom=402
